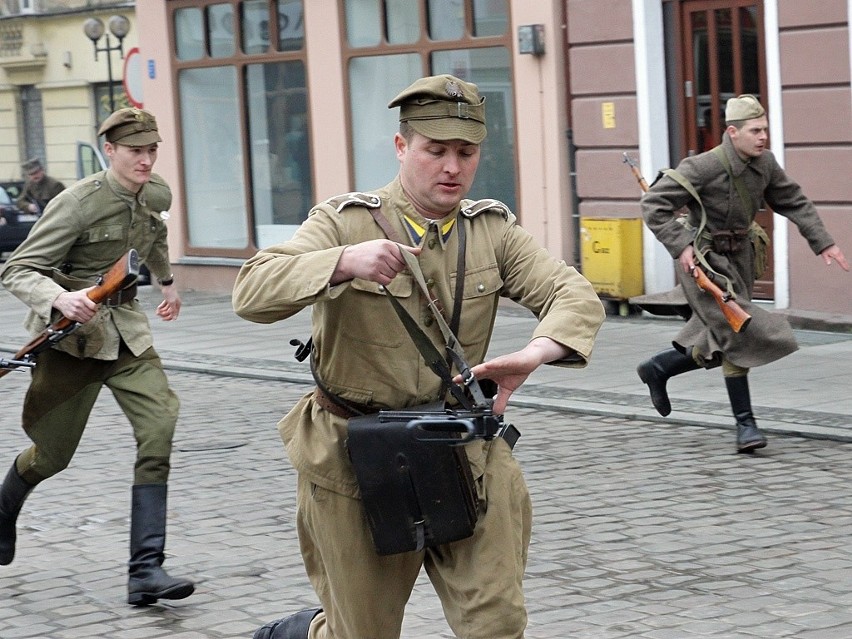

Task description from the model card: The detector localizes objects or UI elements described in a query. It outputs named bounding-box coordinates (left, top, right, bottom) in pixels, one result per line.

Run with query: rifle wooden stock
left=691, top=266, right=751, bottom=333
left=622, top=152, right=752, bottom=333
left=0, top=249, right=140, bottom=378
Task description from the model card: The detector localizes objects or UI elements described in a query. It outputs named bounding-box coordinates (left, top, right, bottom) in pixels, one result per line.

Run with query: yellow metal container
left=580, top=217, right=644, bottom=299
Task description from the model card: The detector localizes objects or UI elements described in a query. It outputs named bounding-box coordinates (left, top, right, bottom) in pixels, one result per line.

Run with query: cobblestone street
left=2, top=367, right=852, bottom=638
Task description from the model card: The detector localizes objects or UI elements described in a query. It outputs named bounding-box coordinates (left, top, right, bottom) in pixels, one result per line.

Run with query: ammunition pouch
left=710, top=227, right=749, bottom=255
left=347, top=405, right=509, bottom=556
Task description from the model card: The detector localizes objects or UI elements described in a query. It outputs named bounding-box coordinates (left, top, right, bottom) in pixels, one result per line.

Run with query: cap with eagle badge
left=97, top=107, right=162, bottom=146
left=388, top=74, right=487, bottom=144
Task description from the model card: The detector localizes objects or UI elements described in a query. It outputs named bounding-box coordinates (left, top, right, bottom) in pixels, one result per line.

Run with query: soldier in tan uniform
left=0, top=108, right=195, bottom=606
left=234, top=74, right=605, bottom=639
left=16, top=158, right=65, bottom=214
left=637, top=95, right=848, bottom=453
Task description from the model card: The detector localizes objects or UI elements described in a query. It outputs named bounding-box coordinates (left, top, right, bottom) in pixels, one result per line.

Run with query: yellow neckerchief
left=403, top=214, right=456, bottom=248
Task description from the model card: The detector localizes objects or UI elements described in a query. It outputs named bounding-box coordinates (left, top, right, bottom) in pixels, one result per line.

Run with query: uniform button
left=477, top=283, right=485, bottom=292
left=428, top=239, right=437, bottom=249
left=426, top=278, right=435, bottom=288
left=424, top=316, right=433, bottom=327
left=378, top=284, right=385, bottom=292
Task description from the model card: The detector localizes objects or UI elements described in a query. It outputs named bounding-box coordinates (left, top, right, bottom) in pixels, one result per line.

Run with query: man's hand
left=455, top=337, right=572, bottom=414
left=678, top=244, right=696, bottom=273
left=53, top=288, right=98, bottom=323
left=331, top=240, right=421, bottom=286
left=156, top=285, right=181, bottom=321
left=820, top=245, right=849, bottom=272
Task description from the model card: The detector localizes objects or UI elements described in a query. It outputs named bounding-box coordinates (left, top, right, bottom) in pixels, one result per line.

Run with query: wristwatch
left=158, top=274, right=175, bottom=287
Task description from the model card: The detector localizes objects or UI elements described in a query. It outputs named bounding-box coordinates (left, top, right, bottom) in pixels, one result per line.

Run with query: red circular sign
left=122, top=47, right=144, bottom=109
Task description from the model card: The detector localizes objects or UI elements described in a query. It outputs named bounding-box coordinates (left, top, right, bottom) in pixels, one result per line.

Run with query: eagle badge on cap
left=445, top=81, right=463, bottom=98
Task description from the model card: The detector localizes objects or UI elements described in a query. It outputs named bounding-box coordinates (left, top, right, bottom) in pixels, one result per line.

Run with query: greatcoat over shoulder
left=640, top=133, right=835, bottom=368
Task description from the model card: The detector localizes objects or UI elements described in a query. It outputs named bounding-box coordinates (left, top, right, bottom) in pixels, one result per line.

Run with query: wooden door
left=678, top=0, right=774, bottom=298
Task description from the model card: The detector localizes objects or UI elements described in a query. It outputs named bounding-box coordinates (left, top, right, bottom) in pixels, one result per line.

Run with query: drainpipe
left=562, top=2, right=582, bottom=270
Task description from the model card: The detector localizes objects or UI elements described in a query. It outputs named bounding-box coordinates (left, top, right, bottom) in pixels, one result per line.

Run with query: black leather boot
left=0, top=461, right=35, bottom=566
left=725, top=375, right=767, bottom=453
left=637, top=348, right=700, bottom=416
left=253, top=608, right=322, bottom=639
left=127, top=484, right=195, bottom=606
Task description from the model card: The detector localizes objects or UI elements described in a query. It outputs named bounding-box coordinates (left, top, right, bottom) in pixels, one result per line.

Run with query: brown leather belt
left=104, top=284, right=138, bottom=306
left=313, top=388, right=379, bottom=419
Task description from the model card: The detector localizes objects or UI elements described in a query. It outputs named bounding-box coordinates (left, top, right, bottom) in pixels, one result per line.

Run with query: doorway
left=676, top=0, right=774, bottom=298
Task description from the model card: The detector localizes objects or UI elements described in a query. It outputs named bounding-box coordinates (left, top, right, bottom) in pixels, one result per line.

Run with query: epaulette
left=460, top=198, right=511, bottom=219
left=73, top=174, right=106, bottom=200
left=323, top=191, right=382, bottom=213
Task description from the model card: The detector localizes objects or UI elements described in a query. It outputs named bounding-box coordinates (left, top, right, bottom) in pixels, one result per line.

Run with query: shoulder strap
left=662, top=168, right=737, bottom=299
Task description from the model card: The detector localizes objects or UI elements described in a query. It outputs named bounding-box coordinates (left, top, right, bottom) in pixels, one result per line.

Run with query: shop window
left=209, top=3, right=236, bottom=57
left=349, top=54, right=421, bottom=189
left=472, top=0, right=508, bottom=37
left=172, top=0, right=309, bottom=254
left=247, top=60, right=312, bottom=247
left=344, top=0, right=515, bottom=211
left=432, top=47, right=514, bottom=209
left=427, top=0, right=464, bottom=40
left=277, top=0, right=305, bottom=51
left=179, top=66, right=249, bottom=249
left=174, top=8, right=204, bottom=61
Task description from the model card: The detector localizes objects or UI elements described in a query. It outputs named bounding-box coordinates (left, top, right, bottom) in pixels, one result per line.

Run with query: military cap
left=388, top=74, right=486, bottom=144
left=725, top=94, right=766, bottom=123
left=22, top=158, right=42, bottom=174
left=98, top=107, right=162, bottom=146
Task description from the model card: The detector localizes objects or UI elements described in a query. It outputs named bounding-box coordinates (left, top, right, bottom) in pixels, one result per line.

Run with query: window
left=343, top=0, right=516, bottom=211
left=171, top=0, right=309, bottom=254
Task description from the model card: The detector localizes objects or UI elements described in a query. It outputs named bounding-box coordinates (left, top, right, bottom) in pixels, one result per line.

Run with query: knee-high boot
left=0, top=461, right=35, bottom=566
left=725, top=375, right=767, bottom=453
left=127, top=484, right=195, bottom=606
left=637, top=348, right=701, bottom=416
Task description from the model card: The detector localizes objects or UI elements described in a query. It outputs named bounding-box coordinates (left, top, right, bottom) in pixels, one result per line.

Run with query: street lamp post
left=83, top=15, right=131, bottom=113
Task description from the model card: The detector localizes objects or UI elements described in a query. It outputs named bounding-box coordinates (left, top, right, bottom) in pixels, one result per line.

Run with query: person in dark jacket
left=638, top=94, right=848, bottom=453
left=16, top=158, right=65, bottom=214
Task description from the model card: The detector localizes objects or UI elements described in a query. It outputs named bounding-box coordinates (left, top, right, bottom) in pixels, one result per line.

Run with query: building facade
left=2, top=0, right=850, bottom=316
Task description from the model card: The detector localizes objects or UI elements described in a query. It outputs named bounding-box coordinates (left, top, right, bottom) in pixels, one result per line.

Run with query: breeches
left=297, top=437, right=533, bottom=639
left=14, top=345, right=179, bottom=485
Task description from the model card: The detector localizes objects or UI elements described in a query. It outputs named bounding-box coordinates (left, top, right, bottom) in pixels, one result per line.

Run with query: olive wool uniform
left=1, top=169, right=178, bottom=484
left=637, top=94, right=842, bottom=453
left=641, top=132, right=835, bottom=369
left=0, top=107, right=194, bottom=607
left=233, top=177, right=605, bottom=638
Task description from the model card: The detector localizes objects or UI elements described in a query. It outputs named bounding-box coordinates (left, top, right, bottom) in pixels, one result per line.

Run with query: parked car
left=0, top=182, right=39, bottom=256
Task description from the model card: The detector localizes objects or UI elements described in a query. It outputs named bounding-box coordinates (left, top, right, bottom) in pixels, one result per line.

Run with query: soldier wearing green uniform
left=234, top=75, right=605, bottom=639
left=637, top=95, right=848, bottom=453
left=0, top=108, right=195, bottom=606
left=16, top=158, right=65, bottom=214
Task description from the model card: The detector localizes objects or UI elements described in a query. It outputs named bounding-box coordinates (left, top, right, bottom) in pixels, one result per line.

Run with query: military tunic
left=2, top=169, right=173, bottom=360
left=0, top=169, right=179, bottom=485
left=233, top=177, right=604, bottom=497
left=641, top=133, right=835, bottom=368
left=233, top=176, right=604, bottom=638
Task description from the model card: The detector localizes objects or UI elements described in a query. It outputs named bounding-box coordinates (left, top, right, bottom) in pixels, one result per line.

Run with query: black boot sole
left=737, top=439, right=768, bottom=454
left=128, top=582, right=195, bottom=606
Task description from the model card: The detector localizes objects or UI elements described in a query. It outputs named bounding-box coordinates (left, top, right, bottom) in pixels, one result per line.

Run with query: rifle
left=622, top=153, right=751, bottom=333
left=0, top=249, right=140, bottom=378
